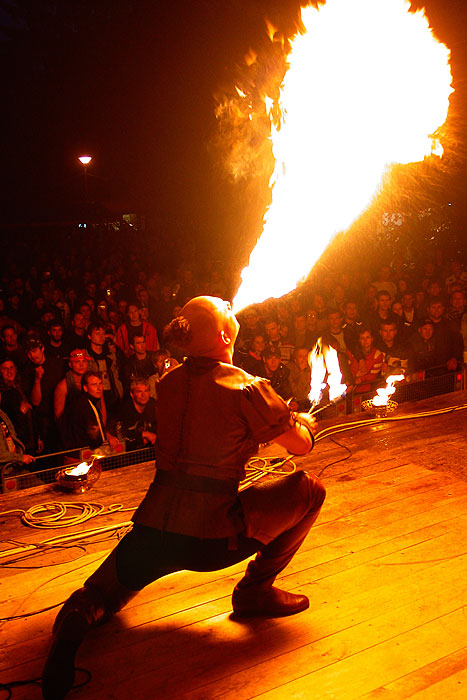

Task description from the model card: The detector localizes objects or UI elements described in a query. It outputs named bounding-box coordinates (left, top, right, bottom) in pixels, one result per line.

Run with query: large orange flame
left=232, top=0, right=452, bottom=313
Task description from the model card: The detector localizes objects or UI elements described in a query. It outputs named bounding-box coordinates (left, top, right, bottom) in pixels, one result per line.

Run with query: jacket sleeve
left=240, top=377, right=294, bottom=445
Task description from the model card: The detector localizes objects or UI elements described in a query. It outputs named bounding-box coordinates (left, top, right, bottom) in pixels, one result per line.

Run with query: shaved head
left=167, top=296, right=239, bottom=361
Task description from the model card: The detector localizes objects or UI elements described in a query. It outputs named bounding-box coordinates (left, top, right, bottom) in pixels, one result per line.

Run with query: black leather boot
left=42, top=587, right=104, bottom=700
left=42, top=578, right=136, bottom=700
left=232, top=584, right=309, bottom=618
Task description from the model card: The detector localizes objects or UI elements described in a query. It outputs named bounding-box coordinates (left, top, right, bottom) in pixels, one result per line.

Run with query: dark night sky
left=1, top=0, right=466, bottom=259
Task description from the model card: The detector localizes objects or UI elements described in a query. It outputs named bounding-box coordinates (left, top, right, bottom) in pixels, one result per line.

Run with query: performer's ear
left=220, top=330, right=231, bottom=346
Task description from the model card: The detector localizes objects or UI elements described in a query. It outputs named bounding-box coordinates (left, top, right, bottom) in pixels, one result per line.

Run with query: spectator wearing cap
left=115, top=303, right=159, bottom=358
left=258, top=345, right=293, bottom=401
left=20, top=336, right=64, bottom=451
left=54, top=349, right=90, bottom=426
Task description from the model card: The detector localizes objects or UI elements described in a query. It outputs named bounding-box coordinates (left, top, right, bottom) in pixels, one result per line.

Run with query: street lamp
left=78, top=155, right=92, bottom=202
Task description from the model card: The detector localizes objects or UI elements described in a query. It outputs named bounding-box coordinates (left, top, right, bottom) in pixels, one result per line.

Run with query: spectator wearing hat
left=20, top=336, right=64, bottom=452
left=258, top=345, right=293, bottom=401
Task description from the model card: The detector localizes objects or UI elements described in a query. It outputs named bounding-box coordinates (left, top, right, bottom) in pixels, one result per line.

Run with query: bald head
left=166, top=296, right=239, bottom=361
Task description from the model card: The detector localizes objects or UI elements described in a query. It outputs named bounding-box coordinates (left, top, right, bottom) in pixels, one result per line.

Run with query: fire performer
left=42, top=296, right=325, bottom=700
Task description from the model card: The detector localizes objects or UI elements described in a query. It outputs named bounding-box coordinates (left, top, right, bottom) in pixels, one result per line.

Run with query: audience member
left=409, top=319, right=438, bottom=374
left=427, top=299, right=463, bottom=372
left=21, top=336, right=64, bottom=451
left=64, top=371, right=108, bottom=450
left=264, top=317, right=294, bottom=363
left=367, top=291, right=400, bottom=340
left=86, top=323, right=122, bottom=411
left=107, top=378, right=157, bottom=451
left=341, top=301, right=363, bottom=356
left=147, top=349, right=178, bottom=399
left=0, top=357, right=35, bottom=452
left=1, top=325, right=28, bottom=370
left=348, top=328, right=383, bottom=393
left=54, top=349, right=90, bottom=431
left=115, top=303, right=159, bottom=358
left=287, top=347, right=311, bottom=412
left=258, top=346, right=293, bottom=401
left=46, top=319, right=71, bottom=363
left=371, top=265, right=397, bottom=300
left=121, top=335, right=156, bottom=393
left=376, top=320, right=412, bottom=377
left=236, top=334, right=266, bottom=376
left=68, top=311, right=88, bottom=350
left=0, top=400, right=36, bottom=488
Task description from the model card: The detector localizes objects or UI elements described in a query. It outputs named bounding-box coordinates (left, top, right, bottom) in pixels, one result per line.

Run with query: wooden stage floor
left=1, top=391, right=467, bottom=699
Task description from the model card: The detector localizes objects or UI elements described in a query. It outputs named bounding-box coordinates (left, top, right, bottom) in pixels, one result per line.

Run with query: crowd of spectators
left=234, top=258, right=467, bottom=408
left=1, top=231, right=466, bottom=485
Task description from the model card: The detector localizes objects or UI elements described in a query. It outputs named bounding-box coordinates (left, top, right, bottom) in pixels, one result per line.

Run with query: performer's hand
left=22, top=454, right=36, bottom=465
left=294, top=412, right=317, bottom=437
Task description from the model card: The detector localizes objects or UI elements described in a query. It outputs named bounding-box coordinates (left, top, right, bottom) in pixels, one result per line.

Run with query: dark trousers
left=77, top=471, right=325, bottom=624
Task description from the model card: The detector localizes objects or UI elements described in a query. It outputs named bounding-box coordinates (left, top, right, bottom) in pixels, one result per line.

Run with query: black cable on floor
left=318, top=435, right=353, bottom=477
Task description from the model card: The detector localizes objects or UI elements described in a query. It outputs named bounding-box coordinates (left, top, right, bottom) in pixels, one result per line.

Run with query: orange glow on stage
left=232, top=0, right=453, bottom=313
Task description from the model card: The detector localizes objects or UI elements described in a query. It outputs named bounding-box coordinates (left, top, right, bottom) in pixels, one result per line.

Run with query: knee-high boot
left=232, top=471, right=325, bottom=617
left=42, top=550, right=137, bottom=700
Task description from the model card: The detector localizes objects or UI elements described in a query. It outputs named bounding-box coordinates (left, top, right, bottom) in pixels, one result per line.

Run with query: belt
left=154, top=469, right=238, bottom=496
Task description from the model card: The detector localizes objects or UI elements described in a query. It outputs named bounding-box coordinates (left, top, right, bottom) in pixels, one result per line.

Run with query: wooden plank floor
left=1, top=391, right=467, bottom=699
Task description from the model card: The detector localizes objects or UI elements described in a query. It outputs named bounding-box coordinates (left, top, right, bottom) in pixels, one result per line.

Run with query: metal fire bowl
left=56, top=461, right=102, bottom=493
left=361, top=399, right=398, bottom=418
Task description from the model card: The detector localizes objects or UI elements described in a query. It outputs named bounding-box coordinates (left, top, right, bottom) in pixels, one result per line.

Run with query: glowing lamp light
left=78, top=155, right=92, bottom=165
left=56, top=457, right=102, bottom=493
left=362, top=374, right=405, bottom=417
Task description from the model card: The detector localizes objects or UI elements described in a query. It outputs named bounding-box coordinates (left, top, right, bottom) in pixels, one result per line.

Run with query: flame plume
left=232, top=0, right=452, bottom=312
left=308, top=339, right=347, bottom=409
